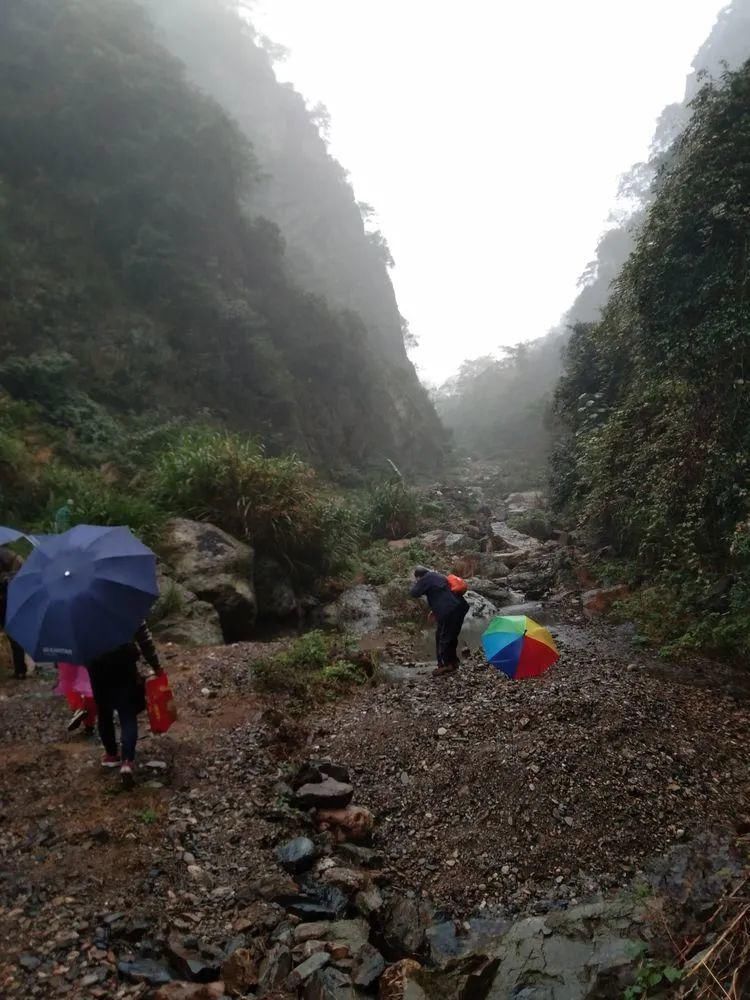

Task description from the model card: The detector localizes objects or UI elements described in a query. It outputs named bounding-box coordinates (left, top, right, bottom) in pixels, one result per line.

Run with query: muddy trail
left=1, top=485, right=749, bottom=999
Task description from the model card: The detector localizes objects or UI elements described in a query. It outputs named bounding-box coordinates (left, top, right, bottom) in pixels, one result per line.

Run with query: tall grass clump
left=362, top=478, right=419, bottom=541
left=151, top=428, right=359, bottom=579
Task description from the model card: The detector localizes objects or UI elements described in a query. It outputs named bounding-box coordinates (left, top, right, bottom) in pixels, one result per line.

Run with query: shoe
left=120, top=761, right=135, bottom=789
left=432, top=664, right=458, bottom=678
left=67, top=708, right=88, bottom=732
left=101, top=753, right=121, bottom=768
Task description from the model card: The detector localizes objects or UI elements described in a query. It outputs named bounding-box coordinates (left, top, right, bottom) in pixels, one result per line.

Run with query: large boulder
left=159, top=519, right=256, bottom=642
left=464, top=591, right=499, bottom=624
left=151, top=571, right=224, bottom=647
left=465, top=579, right=513, bottom=605
left=419, top=530, right=479, bottom=554
left=489, top=522, right=541, bottom=554
left=321, top=585, right=383, bottom=636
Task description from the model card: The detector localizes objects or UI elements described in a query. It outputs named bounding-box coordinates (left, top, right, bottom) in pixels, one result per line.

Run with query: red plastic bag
left=446, top=573, right=468, bottom=595
left=146, top=674, right=178, bottom=734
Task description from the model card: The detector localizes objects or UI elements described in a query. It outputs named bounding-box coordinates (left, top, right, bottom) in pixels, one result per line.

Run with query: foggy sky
left=255, top=0, right=726, bottom=384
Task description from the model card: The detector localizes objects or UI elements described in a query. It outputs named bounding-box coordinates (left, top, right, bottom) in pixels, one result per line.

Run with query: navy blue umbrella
left=5, top=525, right=158, bottom=663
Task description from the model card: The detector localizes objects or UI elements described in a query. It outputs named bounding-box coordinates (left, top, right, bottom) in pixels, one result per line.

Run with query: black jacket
left=410, top=571, right=464, bottom=620
left=87, top=622, right=160, bottom=711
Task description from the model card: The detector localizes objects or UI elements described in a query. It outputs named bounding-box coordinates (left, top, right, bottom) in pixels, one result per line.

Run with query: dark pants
left=88, top=660, right=142, bottom=762
left=436, top=604, right=469, bottom=667
left=98, top=705, right=138, bottom=762
left=9, top=637, right=26, bottom=677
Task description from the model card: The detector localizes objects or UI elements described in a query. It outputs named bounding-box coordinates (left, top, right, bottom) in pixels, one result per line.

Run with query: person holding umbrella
left=4, top=524, right=162, bottom=787
left=0, top=546, right=27, bottom=679
left=88, top=621, right=163, bottom=787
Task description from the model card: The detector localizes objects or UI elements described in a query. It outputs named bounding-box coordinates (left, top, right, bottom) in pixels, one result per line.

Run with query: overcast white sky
left=255, top=1, right=726, bottom=383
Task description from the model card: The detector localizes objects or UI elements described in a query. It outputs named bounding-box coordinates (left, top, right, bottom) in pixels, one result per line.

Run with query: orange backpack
left=446, top=573, right=468, bottom=596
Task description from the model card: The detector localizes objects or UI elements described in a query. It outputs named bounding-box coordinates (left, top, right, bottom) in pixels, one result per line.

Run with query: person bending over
left=410, top=565, right=469, bottom=677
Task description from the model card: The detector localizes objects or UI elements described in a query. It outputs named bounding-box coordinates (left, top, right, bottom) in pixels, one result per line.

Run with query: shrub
left=362, top=478, right=419, bottom=541
left=37, top=465, right=165, bottom=544
left=253, top=630, right=370, bottom=704
left=359, top=539, right=431, bottom=586
left=150, top=428, right=359, bottom=579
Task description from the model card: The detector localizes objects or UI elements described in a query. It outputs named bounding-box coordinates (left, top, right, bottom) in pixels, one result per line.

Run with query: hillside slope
left=0, top=0, right=444, bottom=476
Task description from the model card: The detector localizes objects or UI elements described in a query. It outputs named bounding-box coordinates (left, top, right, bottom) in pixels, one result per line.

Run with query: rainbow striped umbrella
left=481, top=615, right=559, bottom=679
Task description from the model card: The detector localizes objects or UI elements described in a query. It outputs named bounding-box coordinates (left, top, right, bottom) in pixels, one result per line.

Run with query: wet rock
left=221, top=948, right=258, bottom=995
left=306, top=966, right=355, bottom=1000
left=294, top=922, right=335, bottom=944
left=117, top=958, right=173, bottom=986
left=582, top=585, right=630, bottom=618
left=352, top=943, right=385, bottom=987
left=426, top=918, right=510, bottom=968
left=233, top=901, right=284, bottom=935
left=465, top=579, right=513, bottom=605
left=475, top=554, right=512, bottom=578
left=315, top=805, right=374, bottom=843
left=495, top=600, right=545, bottom=619
left=279, top=884, right=348, bottom=921
left=296, top=777, right=354, bottom=810
left=257, top=943, right=293, bottom=994
left=480, top=898, right=645, bottom=1000
left=19, top=954, right=41, bottom=971
left=324, top=919, right=370, bottom=953
left=420, top=529, right=479, bottom=553
left=154, top=984, right=226, bottom=1000
left=464, top=591, right=499, bottom=624
left=355, top=884, right=384, bottom=917
left=382, top=898, right=434, bottom=958
left=167, top=935, right=222, bottom=983
left=336, top=844, right=383, bottom=868
left=378, top=959, right=423, bottom=1000
left=276, top=837, right=317, bottom=874
left=159, top=518, right=256, bottom=642
left=245, top=873, right=299, bottom=902
left=288, top=951, right=330, bottom=988
left=321, top=585, right=383, bottom=636
left=319, top=762, right=351, bottom=784
left=152, top=571, right=224, bottom=648
left=320, top=866, right=371, bottom=895
left=489, top=522, right=541, bottom=553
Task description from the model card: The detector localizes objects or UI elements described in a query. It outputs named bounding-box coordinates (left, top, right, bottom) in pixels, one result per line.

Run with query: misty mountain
left=0, top=0, right=445, bottom=477
left=437, top=0, right=750, bottom=480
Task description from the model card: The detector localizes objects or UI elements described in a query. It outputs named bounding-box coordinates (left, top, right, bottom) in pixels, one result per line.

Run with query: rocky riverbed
left=0, top=483, right=748, bottom=999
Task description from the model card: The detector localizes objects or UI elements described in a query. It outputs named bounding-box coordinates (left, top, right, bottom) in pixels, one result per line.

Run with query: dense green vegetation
left=1, top=392, right=425, bottom=591
left=0, top=0, right=444, bottom=479
left=552, top=60, right=750, bottom=658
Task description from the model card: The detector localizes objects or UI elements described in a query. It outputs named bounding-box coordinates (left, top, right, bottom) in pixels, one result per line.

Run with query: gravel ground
left=309, top=613, right=750, bottom=916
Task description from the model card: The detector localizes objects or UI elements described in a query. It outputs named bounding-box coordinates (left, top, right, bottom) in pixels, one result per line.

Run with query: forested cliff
left=0, top=0, right=444, bottom=479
